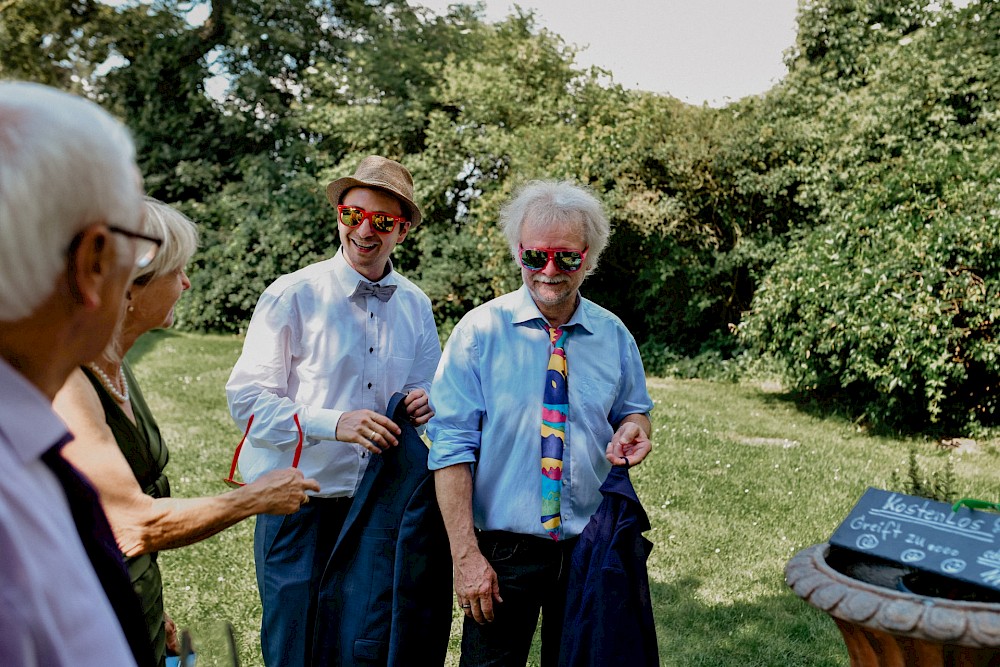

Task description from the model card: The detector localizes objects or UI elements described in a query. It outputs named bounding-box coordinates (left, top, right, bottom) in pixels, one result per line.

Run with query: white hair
left=0, top=81, right=143, bottom=321
left=133, top=197, right=199, bottom=285
left=499, top=180, right=611, bottom=275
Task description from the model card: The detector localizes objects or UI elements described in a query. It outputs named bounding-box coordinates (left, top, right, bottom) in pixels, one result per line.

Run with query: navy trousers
left=254, top=497, right=351, bottom=667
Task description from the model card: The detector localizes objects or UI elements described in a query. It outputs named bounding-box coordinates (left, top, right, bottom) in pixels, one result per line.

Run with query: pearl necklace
left=86, top=362, right=130, bottom=404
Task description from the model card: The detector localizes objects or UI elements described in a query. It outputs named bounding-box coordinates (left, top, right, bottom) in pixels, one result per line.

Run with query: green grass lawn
left=130, top=330, right=1000, bottom=666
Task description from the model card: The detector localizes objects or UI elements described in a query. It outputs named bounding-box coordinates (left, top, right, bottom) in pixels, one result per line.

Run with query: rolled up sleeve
left=427, top=322, right=484, bottom=470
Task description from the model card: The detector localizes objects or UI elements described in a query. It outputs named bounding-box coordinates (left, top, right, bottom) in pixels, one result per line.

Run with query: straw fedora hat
left=325, top=155, right=422, bottom=227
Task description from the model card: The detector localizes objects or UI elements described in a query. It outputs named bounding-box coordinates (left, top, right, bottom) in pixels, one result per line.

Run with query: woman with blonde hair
left=54, top=197, right=319, bottom=667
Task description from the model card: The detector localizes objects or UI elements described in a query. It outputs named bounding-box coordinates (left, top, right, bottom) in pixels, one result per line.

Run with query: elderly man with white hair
left=0, top=81, right=157, bottom=667
left=428, top=180, right=656, bottom=666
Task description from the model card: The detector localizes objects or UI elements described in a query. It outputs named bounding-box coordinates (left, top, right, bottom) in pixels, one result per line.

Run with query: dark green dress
left=83, top=359, right=171, bottom=667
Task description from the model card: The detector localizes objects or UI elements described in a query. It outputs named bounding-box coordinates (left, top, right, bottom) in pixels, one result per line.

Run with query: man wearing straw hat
left=227, top=155, right=441, bottom=666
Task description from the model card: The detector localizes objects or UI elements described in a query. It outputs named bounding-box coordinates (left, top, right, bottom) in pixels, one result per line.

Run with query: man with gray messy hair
left=428, top=180, right=656, bottom=665
left=0, top=81, right=156, bottom=667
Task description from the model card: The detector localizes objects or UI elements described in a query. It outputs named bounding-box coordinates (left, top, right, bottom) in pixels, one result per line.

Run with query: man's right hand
left=454, top=549, right=503, bottom=624
left=336, top=409, right=402, bottom=453
left=249, top=468, right=320, bottom=515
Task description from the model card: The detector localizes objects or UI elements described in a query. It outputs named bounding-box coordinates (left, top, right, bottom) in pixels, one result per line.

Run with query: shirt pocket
left=573, top=376, right=618, bottom=440
left=387, top=354, right=416, bottom=387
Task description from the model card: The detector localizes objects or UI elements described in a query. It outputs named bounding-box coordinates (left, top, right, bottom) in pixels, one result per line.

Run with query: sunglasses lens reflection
left=370, top=214, right=395, bottom=233
left=338, top=206, right=400, bottom=234
left=520, top=249, right=549, bottom=270
left=520, top=248, right=584, bottom=272
left=554, top=252, right=583, bottom=271
left=340, top=206, right=363, bottom=227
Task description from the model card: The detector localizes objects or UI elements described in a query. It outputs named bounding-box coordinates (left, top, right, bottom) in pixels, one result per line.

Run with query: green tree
left=742, top=0, right=1000, bottom=430
left=0, top=0, right=118, bottom=89
left=788, top=0, right=931, bottom=91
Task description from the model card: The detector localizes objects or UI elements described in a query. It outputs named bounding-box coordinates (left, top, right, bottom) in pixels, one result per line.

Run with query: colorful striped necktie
left=541, top=325, right=568, bottom=540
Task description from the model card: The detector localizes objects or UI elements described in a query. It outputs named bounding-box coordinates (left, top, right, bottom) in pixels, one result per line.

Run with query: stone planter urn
left=786, top=543, right=1000, bottom=666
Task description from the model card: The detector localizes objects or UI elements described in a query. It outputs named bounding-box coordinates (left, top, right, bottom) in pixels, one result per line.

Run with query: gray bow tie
left=351, top=280, right=397, bottom=302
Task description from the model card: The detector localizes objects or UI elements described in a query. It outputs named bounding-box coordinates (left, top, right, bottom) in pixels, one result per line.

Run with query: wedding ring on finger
left=369, top=430, right=377, bottom=441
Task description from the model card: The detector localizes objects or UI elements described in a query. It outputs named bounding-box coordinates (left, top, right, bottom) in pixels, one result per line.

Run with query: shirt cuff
left=426, top=434, right=480, bottom=470
left=303, top=405, right=344, bottom=442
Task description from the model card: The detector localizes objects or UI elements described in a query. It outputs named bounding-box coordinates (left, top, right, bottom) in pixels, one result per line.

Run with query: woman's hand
left=247, top=468, right=320, bottom=515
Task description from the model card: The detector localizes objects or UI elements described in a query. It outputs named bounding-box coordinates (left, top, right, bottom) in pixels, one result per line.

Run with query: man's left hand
left=605, top=419, right=652, bottom=468
left=403, top=388, right=433, bottom=426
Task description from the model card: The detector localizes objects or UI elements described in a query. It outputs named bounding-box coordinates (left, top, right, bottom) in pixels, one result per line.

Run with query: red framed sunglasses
left=518, top=244, right=589, bottom=273
left=337, top=205, right=408, bottom=234
left=224, top=414, right=303, bottom=488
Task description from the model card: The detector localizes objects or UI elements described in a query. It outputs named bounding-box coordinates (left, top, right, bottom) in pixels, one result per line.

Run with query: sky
left=414, top=0, right=802, bottom=107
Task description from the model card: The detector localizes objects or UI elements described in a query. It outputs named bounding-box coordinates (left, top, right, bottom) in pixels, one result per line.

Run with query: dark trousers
left=460, top=531, right=577, bottom=667
left=254, top=497, right=351, bottom=667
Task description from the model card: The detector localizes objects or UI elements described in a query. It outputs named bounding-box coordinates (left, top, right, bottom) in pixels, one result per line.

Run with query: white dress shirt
left=226, top=248, right=441, bottom=496
left=0, top=357, right=137, bottom=667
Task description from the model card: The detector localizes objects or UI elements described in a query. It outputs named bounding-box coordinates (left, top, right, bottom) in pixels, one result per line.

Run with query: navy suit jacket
left=560, top=466, right=659, bottom=666
left=312, top=392, right=453, bottom=666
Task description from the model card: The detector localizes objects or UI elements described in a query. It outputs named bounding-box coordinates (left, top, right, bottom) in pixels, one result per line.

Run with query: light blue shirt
left=226, top=248, right=441, bottom=497
left=427, top=285, right=653, bottom=539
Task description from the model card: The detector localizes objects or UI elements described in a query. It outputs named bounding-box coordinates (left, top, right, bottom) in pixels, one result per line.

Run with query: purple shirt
left=0, top=357, right=136, bottom=667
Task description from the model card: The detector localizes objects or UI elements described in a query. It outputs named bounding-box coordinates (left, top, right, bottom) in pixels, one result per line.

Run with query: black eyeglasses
left=108, top=225, right=163, bottom=268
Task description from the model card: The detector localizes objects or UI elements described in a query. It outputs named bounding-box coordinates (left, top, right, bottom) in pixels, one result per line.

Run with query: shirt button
left=369, top=347, right=373, bottom=353
left=370, top=312, right=374, bottom=319
left=368, top=382, right=373, bottom=389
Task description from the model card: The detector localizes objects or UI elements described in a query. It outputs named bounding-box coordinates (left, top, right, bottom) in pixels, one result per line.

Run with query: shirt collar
left=333, top=246, right=397, bottom=292
left=0, top=357, right=73, bottom=465
left=510, top=284, right=594, bottom=334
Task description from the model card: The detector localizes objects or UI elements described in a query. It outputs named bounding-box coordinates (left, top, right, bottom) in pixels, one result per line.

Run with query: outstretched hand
left=248, top=468, right=320, bottom=515
left=605, top=419, right=652, bottom=468
left=336, top=409, right=402, bottom=454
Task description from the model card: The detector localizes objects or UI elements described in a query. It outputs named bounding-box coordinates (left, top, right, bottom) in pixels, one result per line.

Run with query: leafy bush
left=741, top=1, right=1000, bottom=431
left=742, top=152, right=1000, bottom=430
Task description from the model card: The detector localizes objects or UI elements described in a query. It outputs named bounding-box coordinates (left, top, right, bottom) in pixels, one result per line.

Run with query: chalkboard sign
left=829, top=487, right=1000, bottom=593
